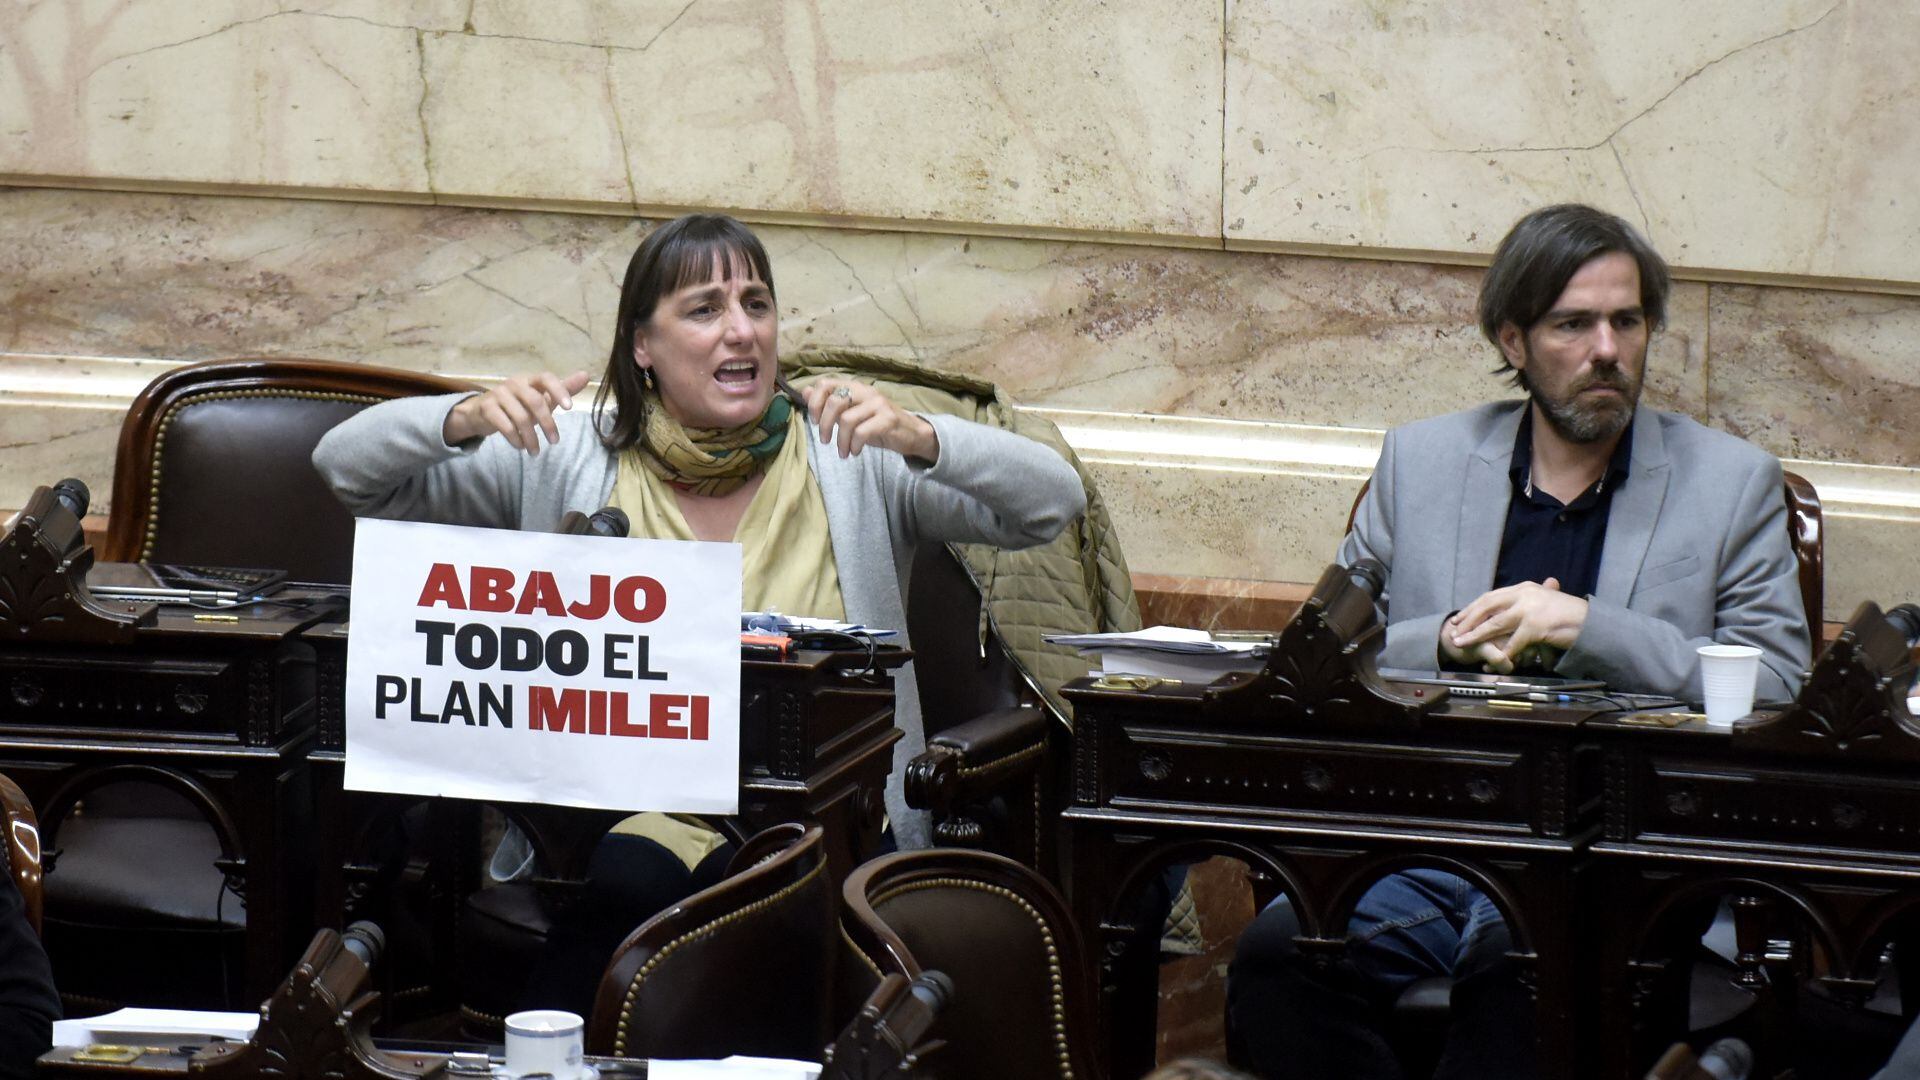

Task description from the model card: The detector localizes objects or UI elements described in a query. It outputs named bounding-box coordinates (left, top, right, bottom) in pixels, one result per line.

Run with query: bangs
left=655, top=224, right=776, bottom=301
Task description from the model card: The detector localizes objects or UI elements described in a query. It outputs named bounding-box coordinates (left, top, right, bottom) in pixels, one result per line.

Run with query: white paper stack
left=648, top=1058, right=823, bottom=1079
left=1044, top=626, right=1269, bottom=684
left=51, top=1007, right=261, bottom=1046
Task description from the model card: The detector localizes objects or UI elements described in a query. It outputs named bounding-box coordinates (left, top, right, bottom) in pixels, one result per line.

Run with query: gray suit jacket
left=1337, top=401, right=1810, bottom=701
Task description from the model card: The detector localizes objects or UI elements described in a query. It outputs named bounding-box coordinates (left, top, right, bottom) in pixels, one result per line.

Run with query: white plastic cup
left=1698, top=644, right=1763, bottom=729
left=504, top=1010, right=585, bottom=1080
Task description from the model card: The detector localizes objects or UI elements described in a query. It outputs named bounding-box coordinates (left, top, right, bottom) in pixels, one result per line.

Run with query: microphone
left=1346, top=557, right=1387, bottom=600
left=882, top=970, right=953, bottom=1050
left=339, top=921, right=386, bottom=968
left=1692, top=1037, right=1752, bottom=1080
left=557, top=506, right=630, bottom=538
left=51, top=478, right=90, bottom=519
left=1887, top=603, right=1920, bottom=648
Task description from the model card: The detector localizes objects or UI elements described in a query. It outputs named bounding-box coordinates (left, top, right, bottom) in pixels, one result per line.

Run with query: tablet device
left=88, top=562, right=289, bottom=606
left=1377, top=667, right=1606, bottom=698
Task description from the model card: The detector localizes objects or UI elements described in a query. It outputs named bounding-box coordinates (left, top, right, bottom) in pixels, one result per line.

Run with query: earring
left=642, top=368, right=655, bottom=390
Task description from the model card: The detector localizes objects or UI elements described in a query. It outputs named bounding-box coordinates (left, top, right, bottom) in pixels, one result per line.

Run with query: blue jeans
left=1228, top=869, right=1538, bottom=1079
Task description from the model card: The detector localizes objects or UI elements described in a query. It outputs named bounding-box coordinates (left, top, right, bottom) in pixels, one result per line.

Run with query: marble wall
left=4, top=1, right=1919, bottom=622
left=3, top=187, right=1916, bottom=617
left=0, top=0, right=1223, bottom=236
left=1224, top=0, right=1920, bottom=285
left=4, top=1, right=1916, bottom=284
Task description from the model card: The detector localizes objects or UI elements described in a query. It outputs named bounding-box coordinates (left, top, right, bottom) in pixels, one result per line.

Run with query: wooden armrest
left=928, top=705, right=1050, bottom=762
left=904, top=707, right=1049, bottom=813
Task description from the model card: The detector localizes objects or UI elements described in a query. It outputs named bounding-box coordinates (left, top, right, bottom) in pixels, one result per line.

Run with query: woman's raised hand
left=800, top=379, right=940, bottom=463
left=443, top=371, right=592, bottom=455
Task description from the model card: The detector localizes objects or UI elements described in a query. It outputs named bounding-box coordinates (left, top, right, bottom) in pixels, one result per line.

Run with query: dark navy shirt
left=1492, top=409, right=1633, bottom=600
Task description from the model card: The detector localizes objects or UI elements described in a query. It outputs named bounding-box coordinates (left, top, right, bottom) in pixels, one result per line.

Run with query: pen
left=192, top=613, right=241, bottom=623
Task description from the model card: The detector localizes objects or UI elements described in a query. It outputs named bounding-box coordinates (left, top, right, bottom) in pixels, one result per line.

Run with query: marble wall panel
left=2, top=186, right=1916, bottom=621
left=1225, top=0, right=1920, bottom=285
left=0, top=2, right=446, bottom=193
left=0, top=402, right=121, bottom=518
left=3, top=0, right=1223, bottom=237
left=1827, top=510, right=1920, bottom=616
left=419, top=32, right=633, bottom=205
left=1086, top=461, right=1360, bottom=584
left=1707, top=285, right=1920, bottom=468
left=0, top=188, right=634, bottom=373
left=0, top=187, right=1712, bottom=434
left=601, top=0, right=1223, bottom=234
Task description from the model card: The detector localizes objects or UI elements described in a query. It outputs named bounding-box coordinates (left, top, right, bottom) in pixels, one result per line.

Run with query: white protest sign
left=343, top=518, right=743, bottom=813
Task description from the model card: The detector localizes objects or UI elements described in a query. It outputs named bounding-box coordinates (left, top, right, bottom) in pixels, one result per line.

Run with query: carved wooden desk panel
left=1588, top=606, right=1920, bottom=1078
left=0, top=590, right=329, bottom=1006
left=1063, top=672, right=1602, bottom=1079
left=304, top=624, right=904, bottom=1015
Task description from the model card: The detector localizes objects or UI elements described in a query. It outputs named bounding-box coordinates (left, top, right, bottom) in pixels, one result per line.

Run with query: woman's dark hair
left=595, top=213, right=776, bottom=449
left=1476, top=204, right=1670, bottom=389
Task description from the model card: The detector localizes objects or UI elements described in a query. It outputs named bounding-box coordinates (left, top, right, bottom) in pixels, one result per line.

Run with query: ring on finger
left=832, top=386, right=853, bottom=400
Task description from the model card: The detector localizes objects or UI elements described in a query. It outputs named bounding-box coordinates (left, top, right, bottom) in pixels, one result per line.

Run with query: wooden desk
left=305, top=617, right=904, bottom=1016
left=0, top=584, right=336, bottom=1004
left=1588, top=608, right=1920, bottom=1077
left=38, top=926, right=928, bottom=1080
left=1062, top=668, right=1602, bottom=1078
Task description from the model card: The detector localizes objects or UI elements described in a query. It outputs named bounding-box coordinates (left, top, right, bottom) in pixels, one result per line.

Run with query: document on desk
left=1045, top=625, right=1269, bottom=683
left=51, top=1006, right=260, bottom=1046
left=648, top=1058, right=822, bottom=1079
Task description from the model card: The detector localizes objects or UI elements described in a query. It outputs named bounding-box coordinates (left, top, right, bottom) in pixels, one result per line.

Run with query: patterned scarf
left=634, top=389, right=794, bottom=496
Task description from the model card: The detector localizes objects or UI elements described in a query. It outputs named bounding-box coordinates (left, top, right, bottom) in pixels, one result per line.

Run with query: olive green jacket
left=785, top=349, right=1142, bottom=723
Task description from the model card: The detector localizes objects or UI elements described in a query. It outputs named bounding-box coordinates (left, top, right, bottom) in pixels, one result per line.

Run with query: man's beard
left=1529, top=357, right=1640, bottom=444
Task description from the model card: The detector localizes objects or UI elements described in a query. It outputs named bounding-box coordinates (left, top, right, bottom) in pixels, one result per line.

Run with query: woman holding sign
left=313, top=213, right=1085, bottom=1003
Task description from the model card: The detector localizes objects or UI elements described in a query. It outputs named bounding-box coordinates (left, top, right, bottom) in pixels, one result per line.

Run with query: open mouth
left=714, top=359, right=759, bottom=391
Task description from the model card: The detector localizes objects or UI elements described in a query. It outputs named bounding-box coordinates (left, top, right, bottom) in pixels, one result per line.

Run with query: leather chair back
left=842, top=847, right=1099, bottom=1079
left=0, top=774, right=42, bottom=934
left=902, top=543, right=1059, bottom=869
left=588, top=823, right=838, bottom=1061
left=907, top=543, right=1031, bottom=727
left=1781, top=470, right=1823, bottom=632
left=105, top=358, right=475, bottom=583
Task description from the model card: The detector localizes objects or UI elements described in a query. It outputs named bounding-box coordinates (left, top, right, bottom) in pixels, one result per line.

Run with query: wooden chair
left=1781, top=471, right=1823, bottom=637
left=903, top=544, right=1058, bottom=872
left=587, top=823, right=840, bottom=1061
left=0, top=773, right=43, bottom=935
left=50, top=358, right=477, bottom=1010
left=841, top=846, right=1101, bottom=1079
left=105, top=357, right=476, bottom=581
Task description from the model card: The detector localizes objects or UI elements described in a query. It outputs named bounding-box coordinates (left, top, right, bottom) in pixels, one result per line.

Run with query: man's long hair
left=1477, top=204, right=1671, bottom=390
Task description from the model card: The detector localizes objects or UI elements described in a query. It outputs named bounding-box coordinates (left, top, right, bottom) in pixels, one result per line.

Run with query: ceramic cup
left=504, top=1010, right=585, bottom=1080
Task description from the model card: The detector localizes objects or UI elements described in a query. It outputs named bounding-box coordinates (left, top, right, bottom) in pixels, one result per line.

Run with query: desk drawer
left=0, top=645, right=314, bottom=744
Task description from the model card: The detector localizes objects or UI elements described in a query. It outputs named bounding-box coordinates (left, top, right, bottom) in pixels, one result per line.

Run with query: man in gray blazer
left=1229, top=204, right=1813, bottom=1080
left=1341, top=210, right=1808, bottom=702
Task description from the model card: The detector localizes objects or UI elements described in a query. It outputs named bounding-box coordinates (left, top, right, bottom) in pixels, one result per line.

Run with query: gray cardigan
left=312, top=392, right=1087, bottom=847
